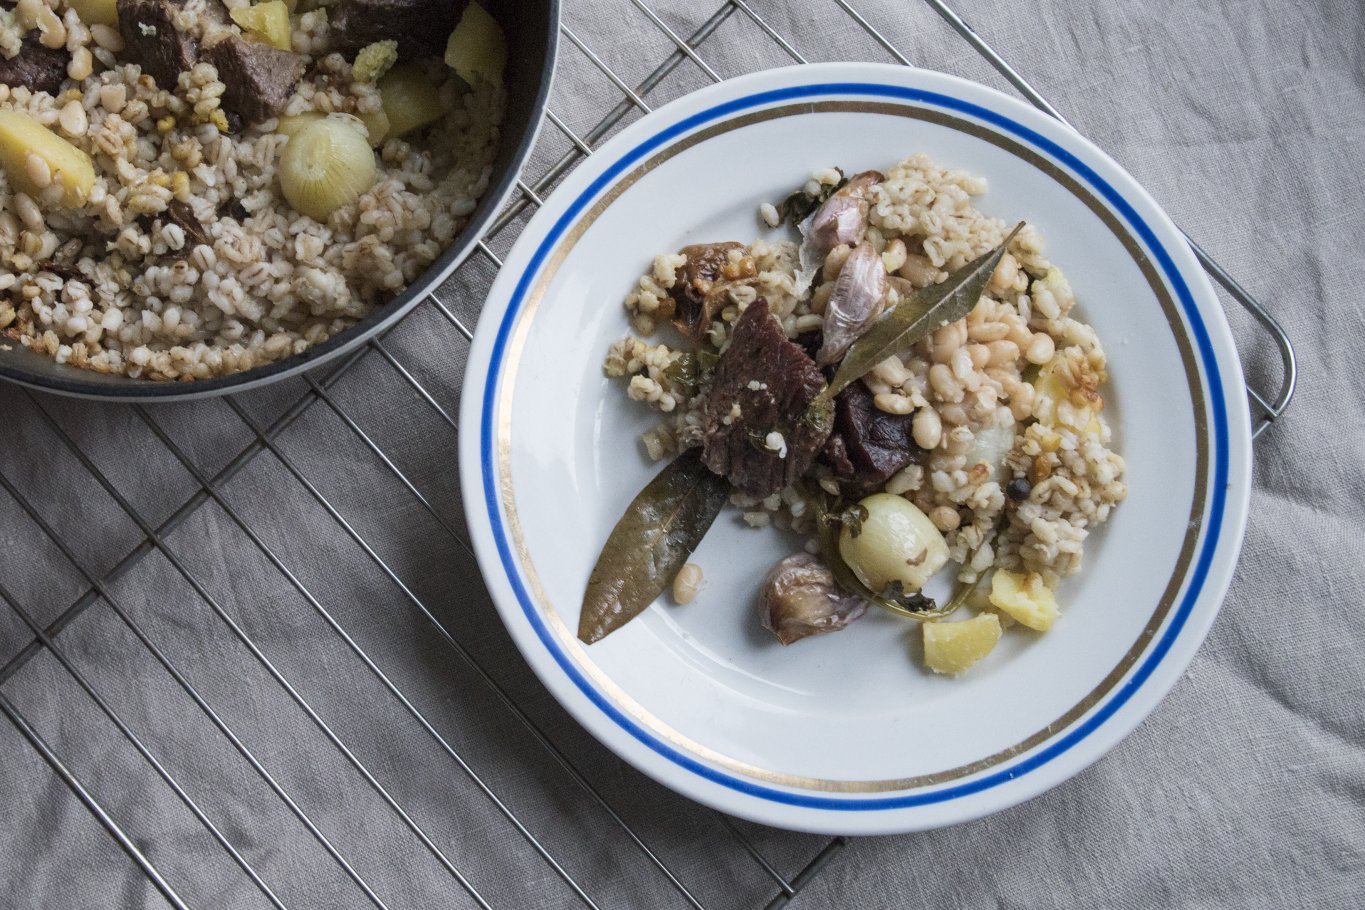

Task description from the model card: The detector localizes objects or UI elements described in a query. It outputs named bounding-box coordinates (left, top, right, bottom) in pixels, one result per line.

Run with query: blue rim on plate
left=461, top=63, right=1250, bottom=834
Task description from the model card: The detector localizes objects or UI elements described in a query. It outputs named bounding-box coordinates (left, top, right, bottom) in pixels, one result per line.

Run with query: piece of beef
left=702, top=298, right=831, bottom=497
left=0, top=31, right=69, bottom=95
left=203, top=34, right=305, bottom=122
left=793, top=328, right=822, bottom=361
left=823, top=431, right=856, bottom=479
left=823, top=379, right=925, bottom=494
left=118, top=0, right=199, bottom=90
left=330, top=0, right=467, bottom=60
left=669, top=241, right=744, bottom=342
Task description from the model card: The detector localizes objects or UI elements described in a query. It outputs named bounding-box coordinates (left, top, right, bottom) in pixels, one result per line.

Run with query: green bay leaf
left=821, top=222, right=1025, bottom=402
left=579, top=448, right=732, bottom=644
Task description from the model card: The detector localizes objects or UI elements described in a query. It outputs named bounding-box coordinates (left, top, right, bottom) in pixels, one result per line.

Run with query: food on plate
left=587, top=154, right=1127, bottom=675
left=0, top=0, right=507, bottom=381
left=988, top=569, right=1059, bottom=631
left=579, top=447, right=731, bottom=644
left=922, top=612, right=1001, bottom=676
left=758, top=552, right=866, bottom=646
left=671, top=562, right=703, bottom=605
left=837, top=493, right=948, bottom=595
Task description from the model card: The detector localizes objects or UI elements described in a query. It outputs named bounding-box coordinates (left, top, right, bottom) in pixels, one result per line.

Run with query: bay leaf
left=820, top=222, right=1025, bottom=402
left=579, top=448, right=732, bottom=644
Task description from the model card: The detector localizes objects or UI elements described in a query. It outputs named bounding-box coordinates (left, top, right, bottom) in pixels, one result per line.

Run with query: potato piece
left=1031, top=356, right=1069, bottom=428
left=989, top=570, right=1059, bottom=631
left=923, top=613, right=1002, bottom=676
left=1032, top=347, right=1105, bottom=435
left=0, top=110, right=95, bottom=207
left=231, top=1, right=293, bottom=51
left=377, top=63, right=444, bottom=138
left=355, top=107, right=390, bottom=146
left=68, top=0, right=119, bottom=27
left=444, top=1, right=506, bottom=87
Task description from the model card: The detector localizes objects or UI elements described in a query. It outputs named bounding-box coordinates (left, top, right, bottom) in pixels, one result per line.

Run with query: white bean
left=913, top=407, right=943, bottom=450
left=987, top=339, right=1020, bottom=368
left=672, top=563, right=704, bottom=605
left=873, top=392, right=915, bottom=415
left=1026, top=332, right=1055, bottom=365
left=967, top=343, right=990, bottom=370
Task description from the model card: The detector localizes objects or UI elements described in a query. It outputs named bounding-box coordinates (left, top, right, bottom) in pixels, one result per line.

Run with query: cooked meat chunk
left=118, top=0, right=199, bottom=90
left=702, top=298, right=831, bottom=497
left=203, top=35, right=305, bottom=122
left=823, top=379, right=924, bottom=493
left=669, top=241, right=744, bottom=342
left=0, top=31, right=69, bottom=95
left=331, top=0, right=466, bottom=60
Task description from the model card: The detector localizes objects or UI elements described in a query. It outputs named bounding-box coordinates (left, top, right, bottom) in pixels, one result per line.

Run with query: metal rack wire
left=0, top=1, right=1296, bottom=908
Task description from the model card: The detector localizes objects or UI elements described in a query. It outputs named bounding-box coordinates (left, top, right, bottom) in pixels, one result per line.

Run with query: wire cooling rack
left=0, top=1, right=1296, bottom=908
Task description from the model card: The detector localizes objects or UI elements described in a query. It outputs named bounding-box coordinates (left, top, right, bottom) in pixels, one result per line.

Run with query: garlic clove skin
left=759, top=553, right=867, bottom=646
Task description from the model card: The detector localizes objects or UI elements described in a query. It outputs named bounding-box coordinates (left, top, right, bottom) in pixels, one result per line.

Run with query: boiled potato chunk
left=355, top=107, right=391, bottom=146
left=923, top=613, right=1002, bottom=676
left=68, top=0, right=119, bottom=27
left=444, top=1, right=507, bottom=87
left=378, top=64, right=445, bottom=138
left=1032, top=350, right=1104, bottom=435
left=0, top=110, right=95, bottom=207
left=839, top=493, right=949, bottom=595
left=231, top=1, right=292, bottom=51
left=989, top=570, right=1059, bottom=631
left=1031, top=356, right=1070, bottom=428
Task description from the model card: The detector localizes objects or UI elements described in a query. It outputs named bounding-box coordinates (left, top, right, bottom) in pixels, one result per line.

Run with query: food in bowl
left=0, top=0, right=506, bottom=381
left=584, top=153, right=1127, bottom=676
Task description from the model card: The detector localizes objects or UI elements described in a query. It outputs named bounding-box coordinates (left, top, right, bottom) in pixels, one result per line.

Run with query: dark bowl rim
left=0, top=1, right=561, bottom=403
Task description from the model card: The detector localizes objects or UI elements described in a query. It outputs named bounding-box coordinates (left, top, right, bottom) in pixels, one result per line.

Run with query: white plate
left=458, top=63, right=1252, bottom=835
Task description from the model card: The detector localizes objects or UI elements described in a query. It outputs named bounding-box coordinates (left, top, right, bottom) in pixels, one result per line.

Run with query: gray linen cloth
left=2, top=0, right=1362, bottom=907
